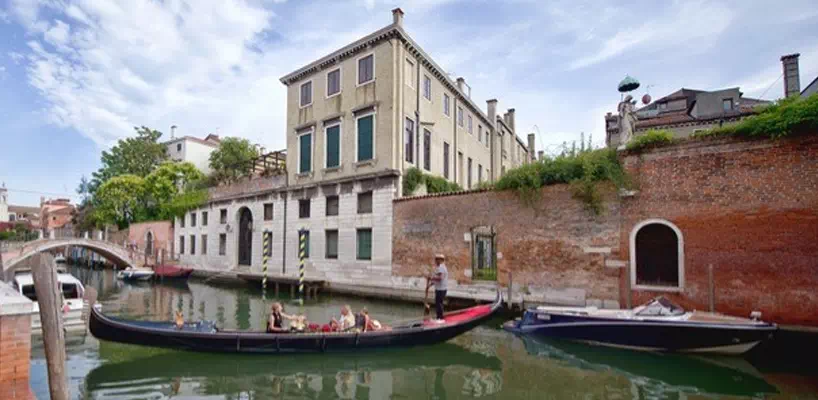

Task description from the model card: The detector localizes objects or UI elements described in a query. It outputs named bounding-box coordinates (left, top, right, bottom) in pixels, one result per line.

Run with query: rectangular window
left=659, top=102, right=667, bottom=111
left=202, top=211, right=208, bottom=226
left=478, top=164, right=483, bottom=183
left=356, top=114, right=374, bottom=162
left=404, top=117, right=415, bottom=163
left=176, top=143, right=182, bottom=152
left=219, top=234, right=226, bottom=256
left=423, top=129, right=431, bottom=171
left=358, top=54, right=374, bottom=85
left=357, top=228, right=372, bottom=260
left=458, top=152, right=464, bottom=184
left=264, top=203, right=273, bottom=220
left=457, top=106, right=464, bottom=127
left=220, top=209, right=227, bottom=224
left=485, top=130, right=490, bottom=147
left=325, top=230, right=338, bottom=259
left=201, top=234, right=207, bottom=255
left=300, top=80, right=312, bottom=107
left=443, top=142, right=450, bottom=179
left=179, top=215, right=185, bottom=228
left=467, top=157, right=473, bottom=188
left=179, top=235, right=185, bottom=254
left=325, top=123, right=341, bottom=168
left=404, top=58, right=414, bottom=88
left=443, top=94, right=450, bottom=116
left=468, top=115, right=473, bottom=134
left=327, top=68, right=341, bottom=97
left=723, top=98, right=733, bottom=111
left=325, top=195, right=339, bottom=216
left=358, top=191, right=373, bottom=214
left=298, top=230, right=310, bottom=259
left=478, top=125, right=482, bottom=143
left=299, top=199, right=310, bottom=219
left=190, top=234, right=196, bottom=255
left=299, top=131, right=312, bottom=173
left=190, top=212, right=197, bottom=227
left=423, top=75, right=431, bottom=100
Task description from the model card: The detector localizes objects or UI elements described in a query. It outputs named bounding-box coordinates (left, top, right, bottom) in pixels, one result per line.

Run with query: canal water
left=30, top=265, right=818, bottom=399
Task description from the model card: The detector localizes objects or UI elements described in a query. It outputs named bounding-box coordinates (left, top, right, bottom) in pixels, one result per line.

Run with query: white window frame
left=423, top=74, right=432, bottom=101
left=355, top=110, right=377, bottom=162
left=404, top=116, right=415, bottom=164
left=324, top=120, right=342, bottom=169
left=443, top=94, right=451, bottom=117
left=629, top=218, right=685, bottom=292
left=297, top=128, right=314, bottom=174
left=299, top=79, right=313, bottom=108
left=356, top=52, right=375, bottom=86
left=478, top=125, right=482, bottom=143
left=326, top=67, right=342, bottom=99
left=468, top=115, right=473, bottom=135
left=457, top=106, right=464, bottom=127
left=404, top=58, right=414, bottom=89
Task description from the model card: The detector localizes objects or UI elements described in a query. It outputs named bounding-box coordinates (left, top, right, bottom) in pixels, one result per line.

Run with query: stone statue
left=617, top=94, right=637, bottom=149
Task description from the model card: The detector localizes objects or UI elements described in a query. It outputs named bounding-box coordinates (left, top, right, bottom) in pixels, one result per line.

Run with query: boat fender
left=750, top=311, right=762, bottom=321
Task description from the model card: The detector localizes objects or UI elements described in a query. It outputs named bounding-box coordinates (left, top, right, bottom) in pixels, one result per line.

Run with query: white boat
left=54, top=254, right=67, bottom=264
left=12, top=267, right=88, bottom=334
left=117, top=267, right=155, bottom=281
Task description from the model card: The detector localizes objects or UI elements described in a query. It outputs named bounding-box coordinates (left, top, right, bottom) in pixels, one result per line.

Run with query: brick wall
left=620, top=135, right=818, bottom=325
left=0, top=280, right=34, bottom=399
left=392, top=185, right=621, bottom=302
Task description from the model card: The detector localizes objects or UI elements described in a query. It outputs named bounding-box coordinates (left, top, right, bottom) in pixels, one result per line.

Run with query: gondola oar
left=423, top=277, right=433, bottom=317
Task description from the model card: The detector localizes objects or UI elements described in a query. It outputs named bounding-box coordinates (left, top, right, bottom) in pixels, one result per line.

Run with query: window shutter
left=326, top=126, right=340, bottom=168
left=357, top=116, right=374, bottom=161
left=299, top=134, right=311, bottom=173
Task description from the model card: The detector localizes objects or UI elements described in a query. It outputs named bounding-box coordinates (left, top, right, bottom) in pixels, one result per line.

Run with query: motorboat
left=503, top=297, right=776, bottom=355
left=89, top=290, right=502, bottom=353
left=152, top=264, right=194, bottom=280
left=12, top=267, right=87, bottom=334
left=54, top=254, right=67, bottom=264
left=116, top=267, right=155, bottom=281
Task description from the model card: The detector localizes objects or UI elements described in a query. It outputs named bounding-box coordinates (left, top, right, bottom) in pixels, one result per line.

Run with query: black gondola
left=89, top=289, right=502, bottom=353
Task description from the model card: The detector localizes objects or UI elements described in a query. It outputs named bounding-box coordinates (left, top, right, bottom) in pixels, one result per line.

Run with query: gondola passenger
left=267, top=303, right=297, bottom=333
left=330, top=305, right=356, bottom=331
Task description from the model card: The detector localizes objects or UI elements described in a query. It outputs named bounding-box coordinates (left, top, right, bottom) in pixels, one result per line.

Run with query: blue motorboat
left=503, top=297, right=776, bottom=355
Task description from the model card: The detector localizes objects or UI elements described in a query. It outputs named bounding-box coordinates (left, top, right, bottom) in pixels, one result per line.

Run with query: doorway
left=145, top=231, right=154, bottom=257
left=238, top=208, right=253, bottom=266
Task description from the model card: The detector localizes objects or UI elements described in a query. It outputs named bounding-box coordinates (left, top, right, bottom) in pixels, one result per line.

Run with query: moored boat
left=54, top=254, right=67, bottom=264
left=116, top=267, right=155, bottom=281
left=503, top=297, right=776, bottom=355
left=12, top=267, right=87, bottom=334
left=152, top=265, right=194, bottom=280
left=89, top=290, right=502, bottom=353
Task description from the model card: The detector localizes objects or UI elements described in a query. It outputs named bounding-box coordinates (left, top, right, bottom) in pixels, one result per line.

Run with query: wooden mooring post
left=507, top=271, right=513, bottom=310
left=30, top=253, right=69, bottom=400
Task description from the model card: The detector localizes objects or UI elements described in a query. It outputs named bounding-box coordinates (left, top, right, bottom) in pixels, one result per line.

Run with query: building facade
left=165, top=134, right=221, bottom=175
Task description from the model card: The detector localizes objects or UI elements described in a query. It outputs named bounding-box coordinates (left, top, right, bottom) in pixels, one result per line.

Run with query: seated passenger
left=174, top=311, right=185, bottom=330
left=360, top=308, right=389, bottom=331
left=330, top=305, right=356, bottom=331
left=267, top=303, right=297, bottom=333
left=290, top=315, right=307, bottom=332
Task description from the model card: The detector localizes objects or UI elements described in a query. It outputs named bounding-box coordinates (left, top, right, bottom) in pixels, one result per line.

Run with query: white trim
left=324, top=119, right=343, bottom=169
left=355, top=110, right=377, bottom=162
left=299, top=79, right=313, bottom=108
left=297, top=128, right=315, bottom=174
left=325, top=67, right=342, bottom=99
left=467, top=114, right=473, bottom=135
left=457, top=106, right=464, bottom=127
left=404, top=57, right=414, bottom=89
left=630, top=218, right=685, bottom=291
left=422, top=128, right=432, bottom=171
left=443, top=93, right=451, bottom=118
left=423, top=74, right=432, bottom=101
left=356, top=52, right=375, bottom=87
left=403, top=115, right=415, bottom=164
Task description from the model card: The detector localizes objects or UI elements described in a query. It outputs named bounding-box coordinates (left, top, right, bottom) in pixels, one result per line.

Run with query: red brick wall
left=0, top=313, right=33, bottom=399
left=621, top=135, right=818, bottom=325
left=392, top=185, right=621, bottom=300
left=128, top=221, right=174, bottom=255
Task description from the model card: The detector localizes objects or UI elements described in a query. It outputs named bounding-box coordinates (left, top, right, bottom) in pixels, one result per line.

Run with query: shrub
left=403, top=168, right=461, bottom=196
left=626, top=129, right=674, bottom=151
left=694, top=94, right=818, bottom=140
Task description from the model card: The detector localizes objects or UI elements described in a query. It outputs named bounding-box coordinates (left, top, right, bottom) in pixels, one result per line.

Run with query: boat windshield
left=634, top=297, right=685, bottom=316
left=20, top=283, right=81, bottom=301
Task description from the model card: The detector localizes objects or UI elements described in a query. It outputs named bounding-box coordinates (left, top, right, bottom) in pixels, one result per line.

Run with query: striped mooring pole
left=298, top=228, right=306, bottom=305
left=262, top=230, right=270, bottom=298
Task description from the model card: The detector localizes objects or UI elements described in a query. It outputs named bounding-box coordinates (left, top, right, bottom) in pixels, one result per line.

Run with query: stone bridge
left=0, top=238, right=142, bottom=281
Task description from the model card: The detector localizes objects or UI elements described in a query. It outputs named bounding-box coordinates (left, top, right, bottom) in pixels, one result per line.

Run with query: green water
left=29, top=266, right=818, bottom=399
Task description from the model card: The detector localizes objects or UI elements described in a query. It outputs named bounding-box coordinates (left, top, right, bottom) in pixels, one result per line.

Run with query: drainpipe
left=453, top=96, right=458, bottom=183
left=282, top=174, right=289, bottom=275
left=416, top=56, right=421, bottom=170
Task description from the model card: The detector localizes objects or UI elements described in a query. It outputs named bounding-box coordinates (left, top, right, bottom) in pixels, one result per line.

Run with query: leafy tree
left=72, top=202, right=101, bottom=232
left=93, top=175, right=147, bottom=229
left=143, top=162, right=205, bottom=219
left=90, top=126, right=167, bottom=191
left=209, top=137, right=257, bottom=184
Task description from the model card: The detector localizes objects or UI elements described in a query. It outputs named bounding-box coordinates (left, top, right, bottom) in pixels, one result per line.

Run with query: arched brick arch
left=2, top=239, right=138, bottom=281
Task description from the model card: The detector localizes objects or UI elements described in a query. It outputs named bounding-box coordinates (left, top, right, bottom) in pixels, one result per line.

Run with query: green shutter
left=326, top=126, right=340, bottom=168
left=299, top=134, right=311, bottom=173
left=357, top=116, right=374, bottom=161
left=357, top=229, right=372, bottom=260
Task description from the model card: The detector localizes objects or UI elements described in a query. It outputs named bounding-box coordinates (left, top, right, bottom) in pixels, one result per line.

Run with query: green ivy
left=693, top=94, right=818, bottom=140
left=403, top=168, right=462, bottom=196
left=625, top=129, right=674, bottom=151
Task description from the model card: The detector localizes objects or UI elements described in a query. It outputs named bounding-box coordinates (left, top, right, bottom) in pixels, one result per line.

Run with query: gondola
left=89, top=289, right=502, bottom=353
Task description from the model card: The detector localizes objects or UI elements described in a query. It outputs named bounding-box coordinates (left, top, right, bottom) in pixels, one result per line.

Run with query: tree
left=93, top=175, right=147, bottom=229
left=143, top=162, right=205, bottom=220
left=209, top=137, right=257, bottom=184
left=90, top=126, right=168, bottom=191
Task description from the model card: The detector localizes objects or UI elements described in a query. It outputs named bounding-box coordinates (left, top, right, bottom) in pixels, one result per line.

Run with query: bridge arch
left=2, top=239, right=139, bottom=281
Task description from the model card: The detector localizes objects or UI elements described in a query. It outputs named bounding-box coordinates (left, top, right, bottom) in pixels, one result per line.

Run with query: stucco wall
left=128, top=221, right=174, bottom=257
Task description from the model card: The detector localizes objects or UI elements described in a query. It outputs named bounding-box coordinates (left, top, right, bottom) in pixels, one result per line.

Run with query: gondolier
left=430, top=254, right=448, bottom=323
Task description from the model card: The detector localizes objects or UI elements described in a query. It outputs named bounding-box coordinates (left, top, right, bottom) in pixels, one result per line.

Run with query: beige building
left=279, top=8, right=529, bottom=195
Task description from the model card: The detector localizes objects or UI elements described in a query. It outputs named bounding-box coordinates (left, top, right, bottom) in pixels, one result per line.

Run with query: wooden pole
left=31, top=253, right=69, bottom=400
left=507, top=271, right=513, bottom=310
left=708, top=264, right=715, bottom=312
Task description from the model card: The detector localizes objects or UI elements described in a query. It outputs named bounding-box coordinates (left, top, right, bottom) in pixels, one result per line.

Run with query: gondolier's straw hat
left=434, top=254, right=445, bottom=260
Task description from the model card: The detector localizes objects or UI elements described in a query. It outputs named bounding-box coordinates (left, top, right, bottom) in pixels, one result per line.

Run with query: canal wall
left=0, top=281, right=34, bottom=400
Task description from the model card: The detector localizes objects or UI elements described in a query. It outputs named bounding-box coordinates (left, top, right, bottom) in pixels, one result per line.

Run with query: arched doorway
left=630, top=219, right=684, bottom=289
left=145, top=231, right=154, bottom=257
left=238, top=208, right=253, bottom=266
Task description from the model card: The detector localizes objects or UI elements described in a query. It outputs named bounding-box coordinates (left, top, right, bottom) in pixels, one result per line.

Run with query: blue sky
left=1, top=0, right=817, bottom=206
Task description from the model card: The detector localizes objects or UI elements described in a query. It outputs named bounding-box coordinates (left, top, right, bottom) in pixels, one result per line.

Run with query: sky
left=1, top=0, right=817, bottom=206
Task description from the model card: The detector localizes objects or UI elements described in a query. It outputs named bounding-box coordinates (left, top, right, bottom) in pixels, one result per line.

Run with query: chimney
left=507, top=108, right=516, bottom=132
left=170, top=125, right=177, bottom=139
left=537, top=151, right=544, bottom=161
left=486, top=99, right=498, bottom=125
left=527, top=133, right=536, bottom=162
left=392, top=8, right=404, bottom=27
left=502, top=111, right=509, bottom=127
left=456, top=77, right=471, bottom=98
left=781, top=53, right=801, bottom=98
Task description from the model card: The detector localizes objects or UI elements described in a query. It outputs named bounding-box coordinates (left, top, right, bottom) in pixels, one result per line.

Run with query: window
left=327, top=68, right=341, bottom=97
left=190, top=212, right=197, bottom=227
left=297, top=230, right=310, bottom=258
left=358, top=191, right=373, bottom=214
left=631, top=220, right=684, bottom=289
left=325, top=123, right=341, bottom=168
left=443, top=94, right=450, bottom=116
left=176, top=143, right=182, bottom=152
left=423, top=129, right=431, bottom=171
left=179, top=235, right=185, bottom=254
left=219, top=234, right=226, bottom=255
left=478, top=125, right=482, bottom=143
left=404, top=117, right=415, bottom=163
left=326, top=195, right=339, bottom=216
left=357, top=228, right=372, bottom=260
left=472, top=226, right=496, bottom=281
left=467, top=157, right=473, bottom=188
left=443, top=142, right=450, bottom=179
left=468, top=115, right=473, bottom=134
left=299, top=199, right=310, bottom=219
left=264, top=203, right=273, bottom=220
left=298, top=131, right=312, bottom=173
left=325, top=230, right=338, bottom=259
left=423, top=75, right=431, bottom=100
left=300, top=80, right=313, bottom=107
left=478, top=164, right=482, bottom=183
left=458, top=152, right=464, bottom=184
left=201, top=235, right=208, bottom=255
left=659, top=102, right=667, bottom=111
left=722, top=98, right=733, bottom=111
left=179, top=215, right=185, bottom=228
left=190, top=234, right=196, bottom=255
left=358, top=54, right=374, bottom=85
left=356, top=114, right=374, bottom=162
left=220, top=209, right=227, bottom=224
left=485, top=130, right=490, bottom=147
left=202, top=211, right=208, bottom=226
left=457, top=106, right=464, bottom=127
left=404, top=58, right=414, bottom=88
